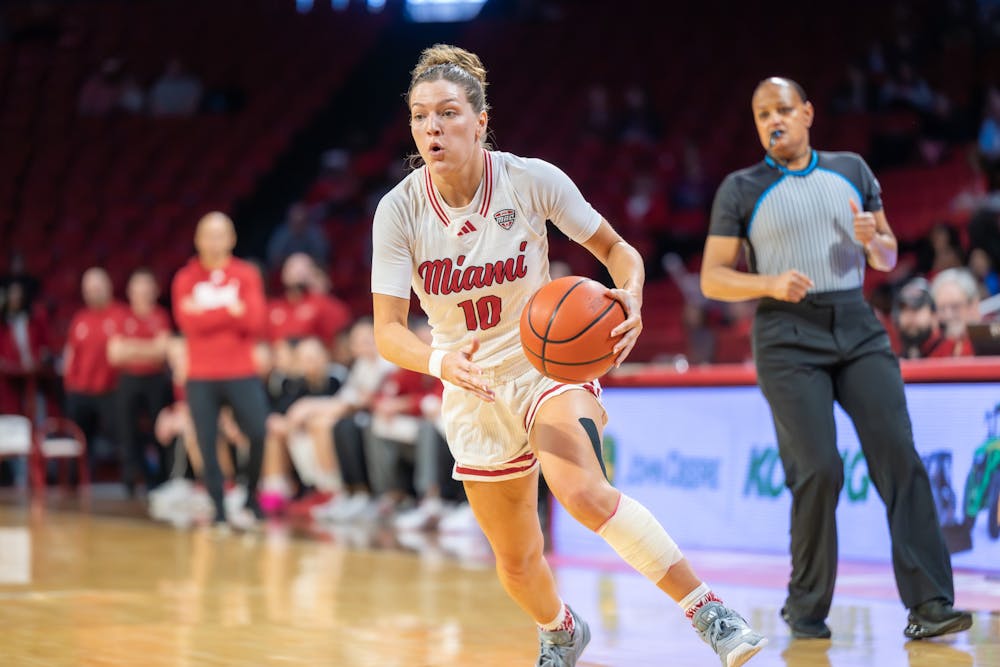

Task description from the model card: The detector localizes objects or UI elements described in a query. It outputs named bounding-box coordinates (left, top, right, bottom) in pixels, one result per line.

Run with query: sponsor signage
left=553, top=384, right=1000, bottom=571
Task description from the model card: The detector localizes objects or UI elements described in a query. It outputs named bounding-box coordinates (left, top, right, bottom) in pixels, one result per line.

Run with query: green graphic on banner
left=743, top=446, right=871, bottom=502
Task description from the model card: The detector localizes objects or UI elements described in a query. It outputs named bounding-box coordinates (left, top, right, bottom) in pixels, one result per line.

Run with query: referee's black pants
left=752, top=288, right=954, bottom=623
left=186, top=377, right=267, bottom=522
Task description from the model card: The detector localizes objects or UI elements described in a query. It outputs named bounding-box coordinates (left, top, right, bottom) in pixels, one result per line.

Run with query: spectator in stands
left=831, top=64, right=871, bottom=114
left=265, top=203, right=330, bottom=271
left=300, top=318, right=395, bottom=523
left=148, top=58, right=203, bottom=117
left=365, top=320, right=445, bottom=524
left=918, top=94, right=966, bottom=166
left=582, top=84, right=613, bottom=140
left=977, top=86, right=1000, bottom=190
left=880, top=63, right=935, bottom=114
left=916, top=222, right=965, bottom=277
left=967, top=195, right=1000, bottom=271
left=307, top=148, right=362, bottom=219
left=968, top=247, right=1000, bottom=297
left=671, top=141, right=713, bottom=212
left=117, top=62, right=145, bottom=114
left=107, top=269, right=172, bottom=495
left=267, top=253, right=351, bottom=348
left=260, top=337, right=345, bottom=516
left=0, top=279, right=51, bottom=417
left=78, top=58, right=122, bottom=117
left=893, top=278, right=947, bottom=359
left=930, top=268, right=981, bottom=356
left=395, top=391, right=476, bottom=533
left=1, top=250, right=40, bottom=307
left=172, top=212, right=268, bottom=528
left=618, top=83, right=659, bottom=144
left=64, top=268, right=123, bottom=474
left=623, top=172, right=668, bottom=235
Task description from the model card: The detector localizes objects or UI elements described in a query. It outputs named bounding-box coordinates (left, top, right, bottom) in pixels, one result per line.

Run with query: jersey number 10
left=458, top=296, right=501, bottom=331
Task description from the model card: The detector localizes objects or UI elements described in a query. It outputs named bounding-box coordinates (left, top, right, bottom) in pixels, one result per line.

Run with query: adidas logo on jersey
left=456, top=220, right=478, bottom=237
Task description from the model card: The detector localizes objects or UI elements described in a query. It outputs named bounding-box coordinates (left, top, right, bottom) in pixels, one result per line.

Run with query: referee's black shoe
left=780, top=607, right=832, bottom=640
left=904, top=599, right=973, bottom=639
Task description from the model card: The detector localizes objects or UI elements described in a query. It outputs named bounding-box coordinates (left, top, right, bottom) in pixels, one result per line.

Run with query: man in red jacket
left=267, top=252, right=351, bottom=347
left=108, top=268, right=173, bottom=495
left=64, top=267, right=124, bottom=474
left=172, top=212, right=268, bottom=528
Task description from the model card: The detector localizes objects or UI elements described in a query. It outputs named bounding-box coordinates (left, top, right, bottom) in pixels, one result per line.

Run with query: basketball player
left=370, top=44, right=766, bottom=667
left=700, top=77, right=971, bottom=640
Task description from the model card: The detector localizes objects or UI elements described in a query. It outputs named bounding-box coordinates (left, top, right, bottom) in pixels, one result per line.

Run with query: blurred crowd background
left=2, top=0, right=1000, bottom=529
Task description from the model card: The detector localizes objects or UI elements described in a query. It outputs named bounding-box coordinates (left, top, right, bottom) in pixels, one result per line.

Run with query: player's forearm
left=374, top=320, right=435, bottom=376
left=865, top=233, right=897, bottom=272
left=113, top=337, right=169, bottom=365
left=701, top=265, right=776, bottom=302
left=604, top=240, right=645, bottom=304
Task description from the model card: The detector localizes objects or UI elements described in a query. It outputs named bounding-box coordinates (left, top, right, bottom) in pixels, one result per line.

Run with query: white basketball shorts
left=441, top=354, right=601, bottom=482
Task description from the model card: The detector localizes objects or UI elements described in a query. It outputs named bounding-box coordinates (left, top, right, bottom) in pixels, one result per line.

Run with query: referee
left=700, top=77, right=971, bottom=641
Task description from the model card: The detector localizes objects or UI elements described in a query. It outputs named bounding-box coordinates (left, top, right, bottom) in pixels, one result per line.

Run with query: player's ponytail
left=407, top=44, right=489, bottom=115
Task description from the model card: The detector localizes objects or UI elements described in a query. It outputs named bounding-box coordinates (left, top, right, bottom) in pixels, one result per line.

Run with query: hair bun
left=411, top=44, right=487, bottom=89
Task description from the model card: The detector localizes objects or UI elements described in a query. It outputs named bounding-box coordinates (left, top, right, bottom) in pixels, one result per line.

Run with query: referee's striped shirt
left=708, top=151, right=882, bottom=293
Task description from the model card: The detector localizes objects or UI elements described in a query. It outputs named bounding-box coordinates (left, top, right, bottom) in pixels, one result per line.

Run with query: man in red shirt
left=172, top=212, right=268, bottom=528
left=267, top=252, right=351, bottom=347
left=108, top=268, right=173, bottom=495
left=64, top=267, right=124, bottom=473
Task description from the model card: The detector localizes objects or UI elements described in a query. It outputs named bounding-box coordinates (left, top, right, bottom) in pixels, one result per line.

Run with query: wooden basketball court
left=0, top=499, right=997, bottom=666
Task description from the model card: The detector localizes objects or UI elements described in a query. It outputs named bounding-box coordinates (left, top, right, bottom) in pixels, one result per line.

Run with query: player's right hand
left=770, top=270, right=813, bottom=303
left=443, top=338, right=495, bottom=403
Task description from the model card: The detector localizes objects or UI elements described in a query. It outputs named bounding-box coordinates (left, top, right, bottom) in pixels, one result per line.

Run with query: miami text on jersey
left=418, top=242, right=528, bottom=295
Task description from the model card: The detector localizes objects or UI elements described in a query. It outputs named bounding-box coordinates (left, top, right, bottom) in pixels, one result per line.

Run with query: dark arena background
left=0, top=1, right=998, bottom=665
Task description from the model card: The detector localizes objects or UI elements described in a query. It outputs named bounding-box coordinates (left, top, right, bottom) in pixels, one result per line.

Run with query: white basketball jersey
left=371, top=150, right=602, bottom=368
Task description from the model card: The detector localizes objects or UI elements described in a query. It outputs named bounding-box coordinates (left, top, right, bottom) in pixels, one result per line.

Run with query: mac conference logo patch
left=494, top=208, right=516, bottom=230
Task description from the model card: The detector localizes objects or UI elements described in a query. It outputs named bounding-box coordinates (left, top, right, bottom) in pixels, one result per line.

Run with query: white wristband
left=427, top=349, right=447, bottom=379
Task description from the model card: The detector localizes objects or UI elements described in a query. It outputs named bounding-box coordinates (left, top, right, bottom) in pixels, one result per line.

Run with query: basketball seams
left=538, top=277, right=589, bottom=377
left=544, top=298, right=624, bottom=344
left=522, top=344, right=616, bottom=367
left=519, top=275, right=625, bottom=382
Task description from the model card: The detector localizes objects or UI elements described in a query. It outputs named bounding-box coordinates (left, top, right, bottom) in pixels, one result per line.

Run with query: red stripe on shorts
left=455, top=461, right=537, bottom=478
left=523, top=381, right=599, bottom=432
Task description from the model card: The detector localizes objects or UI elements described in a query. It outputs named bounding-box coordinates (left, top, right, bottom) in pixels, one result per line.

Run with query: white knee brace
left=596, top=494, right=683, bottom=583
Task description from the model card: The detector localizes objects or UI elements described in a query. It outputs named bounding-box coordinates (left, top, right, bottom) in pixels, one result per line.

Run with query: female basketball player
left=371, top=44, right=767, bottom=667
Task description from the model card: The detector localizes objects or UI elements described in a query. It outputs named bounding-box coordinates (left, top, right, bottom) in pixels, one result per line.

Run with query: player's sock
left=680, top=582, right=723, bottom=621
left=538, top=601, right=576, bottom=634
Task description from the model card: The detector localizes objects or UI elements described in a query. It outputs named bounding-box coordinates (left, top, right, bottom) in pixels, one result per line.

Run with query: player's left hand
left=851, top=199, right=877, bottom=246
left=608, top=288, right=642, bottom=367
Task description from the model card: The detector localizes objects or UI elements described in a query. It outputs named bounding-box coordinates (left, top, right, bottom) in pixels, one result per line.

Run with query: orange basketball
left=519, top=276, right=626, bottom=383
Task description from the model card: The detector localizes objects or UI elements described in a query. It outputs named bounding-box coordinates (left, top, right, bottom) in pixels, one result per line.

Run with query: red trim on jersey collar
left=423, top=150, right=494, bottom=227
left=424, top=167, right=450, bottom=227
left=479, top=150, right=493, bottom=217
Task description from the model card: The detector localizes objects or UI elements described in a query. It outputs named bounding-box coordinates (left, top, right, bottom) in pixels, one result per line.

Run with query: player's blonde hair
left=408, top=43, right=489, bottom=116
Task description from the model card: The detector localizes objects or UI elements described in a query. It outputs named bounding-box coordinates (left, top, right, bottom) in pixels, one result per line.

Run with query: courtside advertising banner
left=552, top=384, right=1000, bottom=571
